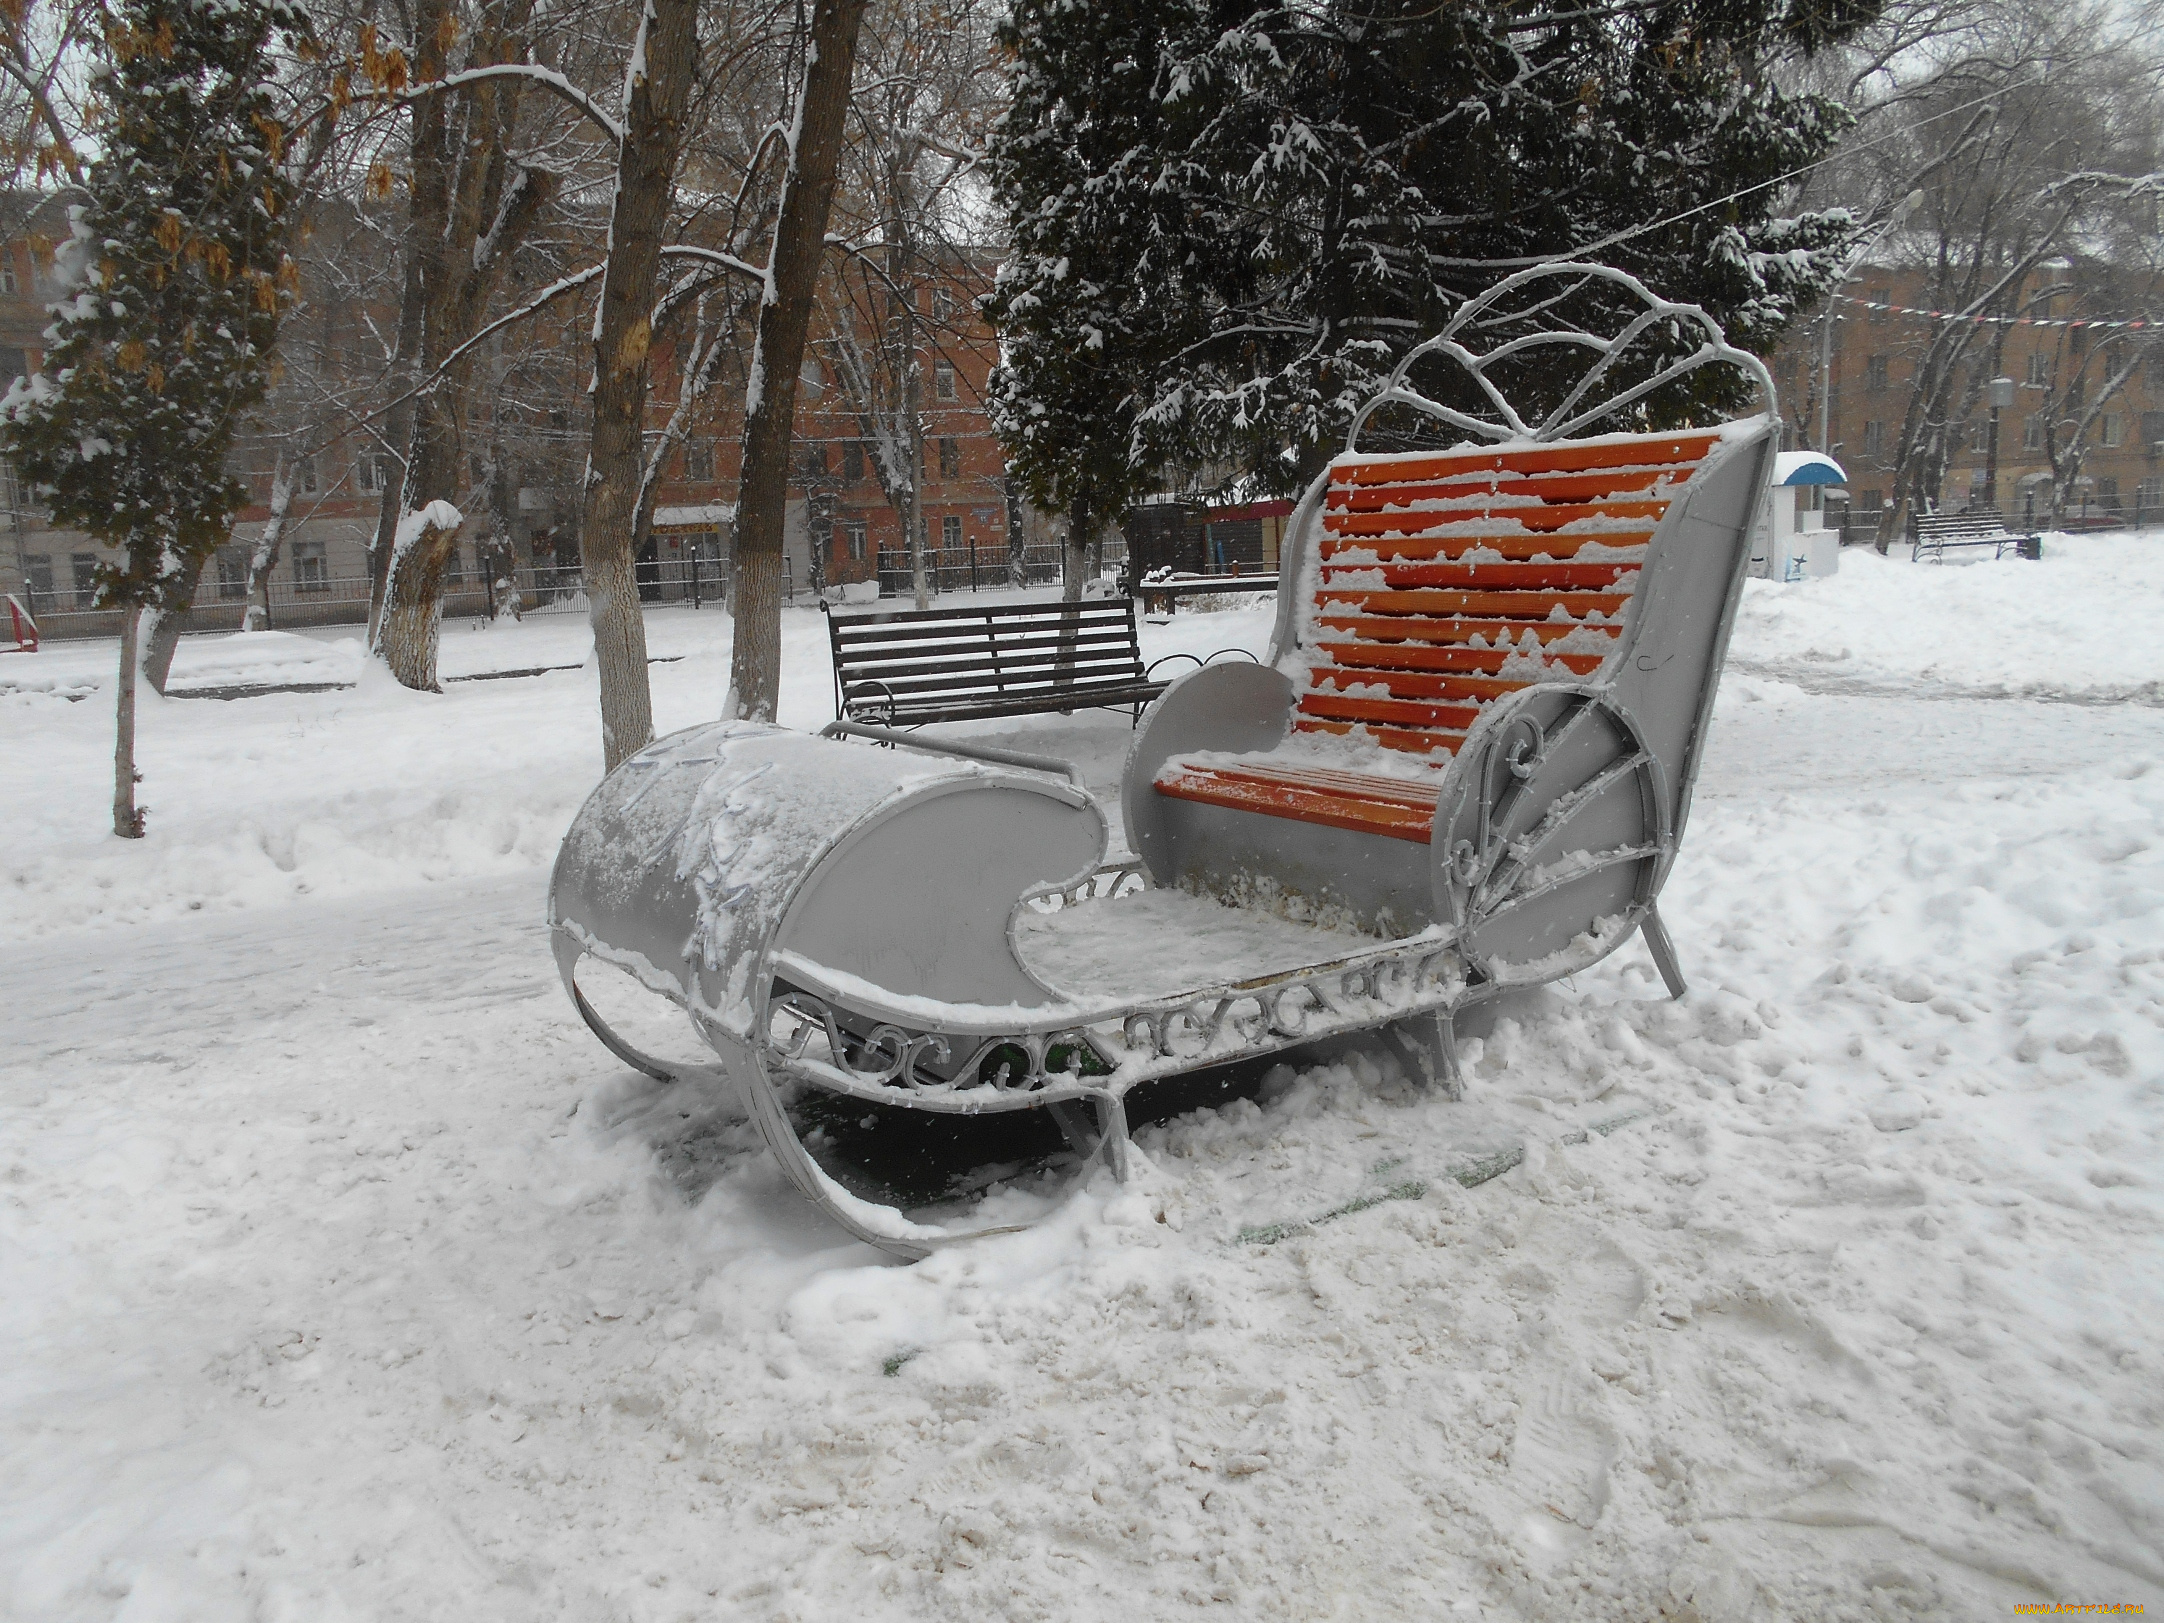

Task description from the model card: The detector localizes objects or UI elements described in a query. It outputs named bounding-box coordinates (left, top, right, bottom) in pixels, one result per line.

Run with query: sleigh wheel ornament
left=549, top=263, right=1776, bottom=1255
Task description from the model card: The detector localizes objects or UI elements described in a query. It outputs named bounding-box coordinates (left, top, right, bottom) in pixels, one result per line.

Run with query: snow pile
left=1731, top=533, right=2164, bottom=702
left=2, top=577, right=2161, bottom=1618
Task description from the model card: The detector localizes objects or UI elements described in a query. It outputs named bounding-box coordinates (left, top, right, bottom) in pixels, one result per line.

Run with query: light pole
left=1817, top=190, right=1925, bottom=455
left=1983, top=374, right=2014, bottom=514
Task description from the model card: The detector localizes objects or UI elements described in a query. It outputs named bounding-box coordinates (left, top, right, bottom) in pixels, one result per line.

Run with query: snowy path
left=4, top=548, right=2163, bottom=1619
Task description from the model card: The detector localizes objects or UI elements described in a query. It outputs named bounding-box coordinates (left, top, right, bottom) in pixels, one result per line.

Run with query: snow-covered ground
left=2, top=545, right=2160, bottom=1620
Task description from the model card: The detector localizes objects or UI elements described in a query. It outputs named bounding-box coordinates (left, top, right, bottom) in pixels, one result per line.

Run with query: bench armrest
left=1119, top=660, right=1294, bottom=883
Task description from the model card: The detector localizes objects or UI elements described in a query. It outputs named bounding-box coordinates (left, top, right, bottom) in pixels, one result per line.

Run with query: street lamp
left=1817, top=190, right=1925, bottom=455
left=1983, top=374, right=2015, bottom=514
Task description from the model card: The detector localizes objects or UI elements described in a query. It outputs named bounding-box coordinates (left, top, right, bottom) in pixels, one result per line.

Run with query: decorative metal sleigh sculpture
left=548, top=264, right=1779, bottom=1256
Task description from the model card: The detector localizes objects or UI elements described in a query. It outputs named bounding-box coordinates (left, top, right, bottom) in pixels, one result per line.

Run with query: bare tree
left=580, top=0, right=703, bottom=769
left=372, top=0, right=574, bottom=690
left=1789, top=0, right=2164, bottom=544
left=724, top=0, right=872, bottom=723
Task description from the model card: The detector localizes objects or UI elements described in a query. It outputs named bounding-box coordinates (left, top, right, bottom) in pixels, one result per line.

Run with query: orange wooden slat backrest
left=1296, top=433, right=1717, bottom=757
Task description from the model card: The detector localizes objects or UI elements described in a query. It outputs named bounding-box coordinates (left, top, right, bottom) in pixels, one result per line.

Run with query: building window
left=937, top=436, right=960, bottom=479
left=933, top=286, right=955, bottom=324
left=216, top=547, right=248, bottom=599
left=942, top=514, right=962, bottom=551
left=799, top=441, right=828, bottom=480
left=23, top=552, right=51, bottom=607
left=685, top=439, right=712, bottom=481
left=2138, top=476, right=2162, bottom=515
left=842, top=439, right=865, bottom=482
left=1, top=257, right=17, bottom=296
left=291, top=540, right=328, bottom=593
left=2097, top=476, right=2120, bottom=510
left=2027, top=351, right=2050, bottom=386
left=1968, top=418, right=1991, bottom=453
left=1868, top=287, right=1891, bottom=321
left=1853, top=488, right=1883, bottom=511
left=2102, top=412, right=2124, bottom=447
left=2024, top=414, right=2044, bottom=451
left=844, top=521, right=866, bottom=561
left=2144, top=411, right=2164, bottom=448
left=1861, top=420, right=1884, bottom=456
left=357, top=452, right=395, bottom=495
left=1865, top=354, right=1889, bottom=391
left=71, top=551, right=97, bottom=607
left=933, top=360, right=957, bottom=401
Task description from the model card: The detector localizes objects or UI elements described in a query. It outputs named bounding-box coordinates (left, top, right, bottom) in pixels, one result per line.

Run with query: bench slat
left=1296, top=692, right=1486, bottom=731
left=1317, top=561, right=1640, bottom=589
left=1155, top=761, right=1441, bottom=843
left=1321, top=531, right=1655, bottom=562
left=1325, top=502, right=1668, bottom=536
left=1309, top=668, right=1534, bottom=703
left=1317, top=587, right=1631, bottom=619
left=1292, top=717, right=1471, bottom=755
left=1331, top=433, right=1720, bottom=485
left=1316, top=639, right=1610, bottom=676
left=1327, top=467, right=1694, bottom=509
left=1316, top=613, right=1622, bottom=647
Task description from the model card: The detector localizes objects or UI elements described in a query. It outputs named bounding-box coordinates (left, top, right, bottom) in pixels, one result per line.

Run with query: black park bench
left=826, top=595, right=1203, bottom=727
left=1911, top=508, right=2042, bottom=562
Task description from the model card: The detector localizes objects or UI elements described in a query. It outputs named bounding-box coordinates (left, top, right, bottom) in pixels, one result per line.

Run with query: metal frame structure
left=548, top=265, right=1778, bottom=1257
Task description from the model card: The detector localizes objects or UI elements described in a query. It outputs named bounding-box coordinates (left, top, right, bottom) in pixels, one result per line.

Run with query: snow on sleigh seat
left=1150, top=430, right=1722, bottom=860
left=546, top=264, right=1778, bottom=1258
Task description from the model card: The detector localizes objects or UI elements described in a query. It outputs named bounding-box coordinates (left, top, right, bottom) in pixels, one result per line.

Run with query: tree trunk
left=113, top=606, right=144, bottom=838
left=1056, top=497, right=1092, bottom=681
left=1061, top=496, right=1092, bottom=604
left=375, top=0, right=555, bottom=687
left=1006, top=489, right=1026, bottom=588
left=898, top=276, right=928, bottom=611
left=243, top=463, right=297, bottom=632
left=581, top=0, right=700, bottom=772
left=368, top=259, right=424, bottom=642
left=141, top=550, right=208, bottom=694
left=726, top=0, right=872, bottom=723
left=909, top=387, right=927, bottom=609
left=380, top=507, right=464, bottom=691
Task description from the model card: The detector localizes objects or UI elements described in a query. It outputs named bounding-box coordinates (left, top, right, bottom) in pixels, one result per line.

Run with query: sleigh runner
left=549, top=265, right=1778, bottom=1255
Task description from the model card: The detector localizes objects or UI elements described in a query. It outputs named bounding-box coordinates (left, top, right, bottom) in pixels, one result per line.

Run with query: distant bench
left=827, top=596, right=1182, bottom=727
left=1911, top=509, right=2042, bottom=562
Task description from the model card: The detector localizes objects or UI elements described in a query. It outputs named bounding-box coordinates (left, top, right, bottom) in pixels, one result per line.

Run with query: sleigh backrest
left=1288, top=430, right=1724, bottom=759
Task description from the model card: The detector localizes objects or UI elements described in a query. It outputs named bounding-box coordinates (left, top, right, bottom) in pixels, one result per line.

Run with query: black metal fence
left=19, top=540, right=1122, bottom=641
left=872, top=540, right=1080, bottom=597
left=1829, top=496, right=2162, bottom=547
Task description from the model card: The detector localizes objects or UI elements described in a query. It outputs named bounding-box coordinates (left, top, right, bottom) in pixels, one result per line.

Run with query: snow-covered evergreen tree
left=2, top=0, right=302, bottom=835
left=986, top=0, right=1874, bottom=500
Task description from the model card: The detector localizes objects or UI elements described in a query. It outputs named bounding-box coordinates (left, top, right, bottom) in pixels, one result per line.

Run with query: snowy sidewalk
left=3, top=553, right=2162, bottom=1619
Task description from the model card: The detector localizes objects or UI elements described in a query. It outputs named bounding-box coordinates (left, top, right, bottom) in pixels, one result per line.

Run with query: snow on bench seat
left=1154, top=430, right=1722, bottom=837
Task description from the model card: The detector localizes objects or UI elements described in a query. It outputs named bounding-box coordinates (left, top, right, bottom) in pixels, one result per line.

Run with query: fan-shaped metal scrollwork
left=1346, top=261, right=1777, bottom=450
left=1438, top=686, right=1670, bottom=986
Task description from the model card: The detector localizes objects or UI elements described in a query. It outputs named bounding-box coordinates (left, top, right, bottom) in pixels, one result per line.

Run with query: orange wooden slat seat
left=1153, top=431, right=1719, bottom=837
left=1155, top=760, right=1444, bottom=844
